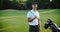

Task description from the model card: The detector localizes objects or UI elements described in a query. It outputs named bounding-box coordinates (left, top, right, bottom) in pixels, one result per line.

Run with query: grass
left=0, top=9, right=60, bottom=32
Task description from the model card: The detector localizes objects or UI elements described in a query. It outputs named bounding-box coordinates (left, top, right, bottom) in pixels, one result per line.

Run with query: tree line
left=0, top=0, right=60, bottom=10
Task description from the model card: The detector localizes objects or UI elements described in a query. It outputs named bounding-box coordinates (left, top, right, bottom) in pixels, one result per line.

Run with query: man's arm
left=38, top=18, right=41, bottom=27
left=28, top=16, right=36, bottom=22
left=38, top=18, right=42, bottom=32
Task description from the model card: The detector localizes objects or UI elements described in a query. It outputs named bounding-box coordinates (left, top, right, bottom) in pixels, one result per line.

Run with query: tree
left=26, top=0, right=50, bottom=9
left=10, top=0, right=18, bottom=9
left=53, top=0, right=60, bottom=8
left=0, top=0, right=11, bottom=9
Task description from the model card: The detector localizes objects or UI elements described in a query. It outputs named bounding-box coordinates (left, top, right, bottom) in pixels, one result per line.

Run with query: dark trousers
left=29, top=25, right=40, bottom=32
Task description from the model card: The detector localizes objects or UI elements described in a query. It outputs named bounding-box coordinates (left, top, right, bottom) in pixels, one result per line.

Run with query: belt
left=29, top=25, right=38, bottom=27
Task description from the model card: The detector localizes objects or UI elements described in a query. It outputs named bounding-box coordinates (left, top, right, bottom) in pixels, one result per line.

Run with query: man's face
left=32, top=4, right=38, bottom=10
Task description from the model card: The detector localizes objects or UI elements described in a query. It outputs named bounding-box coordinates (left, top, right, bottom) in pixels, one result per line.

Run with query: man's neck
left=32, top=9, right=37, bottom=12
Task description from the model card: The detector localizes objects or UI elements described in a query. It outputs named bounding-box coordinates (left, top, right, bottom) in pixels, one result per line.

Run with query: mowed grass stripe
left=0, top=9, right=58, bottom=18
left=40, top=9, right=57, bottom=13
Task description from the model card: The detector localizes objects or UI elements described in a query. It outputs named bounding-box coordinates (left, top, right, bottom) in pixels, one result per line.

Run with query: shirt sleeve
left=27, top=11, right=31, bottom=18
left=37, top=12, right=40, bottom=18
left=38, top=13, right=40, bottom=18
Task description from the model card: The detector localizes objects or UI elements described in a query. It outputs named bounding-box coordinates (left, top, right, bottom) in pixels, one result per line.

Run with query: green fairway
left=0, top=9, right=60, bottom=32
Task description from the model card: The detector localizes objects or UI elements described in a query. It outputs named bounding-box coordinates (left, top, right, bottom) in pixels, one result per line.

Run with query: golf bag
left=44, top=18, right=60, bottom=32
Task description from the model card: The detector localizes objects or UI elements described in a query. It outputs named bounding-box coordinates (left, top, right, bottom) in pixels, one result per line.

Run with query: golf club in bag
left=44, top=18, right=60, bottom=32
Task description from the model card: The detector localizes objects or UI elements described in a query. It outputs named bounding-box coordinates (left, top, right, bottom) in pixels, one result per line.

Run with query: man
left=27, top=2, right=41, bottom=32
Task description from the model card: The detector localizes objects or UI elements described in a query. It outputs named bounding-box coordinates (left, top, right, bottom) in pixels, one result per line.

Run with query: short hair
left=32, top=2, right=38, bottom=5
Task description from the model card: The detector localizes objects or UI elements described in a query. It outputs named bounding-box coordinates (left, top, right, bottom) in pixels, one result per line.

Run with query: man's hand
left=28, top=16, right=37, bottom=22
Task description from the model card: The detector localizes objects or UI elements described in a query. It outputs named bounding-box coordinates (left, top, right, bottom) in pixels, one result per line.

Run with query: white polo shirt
left=27, top=10, right=40, bottom=26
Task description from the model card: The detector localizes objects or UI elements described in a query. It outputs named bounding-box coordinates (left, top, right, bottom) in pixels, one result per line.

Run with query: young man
left=27, top=2, right=41, bottom=32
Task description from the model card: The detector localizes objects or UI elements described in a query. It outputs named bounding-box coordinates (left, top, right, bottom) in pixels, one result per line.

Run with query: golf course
left=0, top=9, right=60, bottom=32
